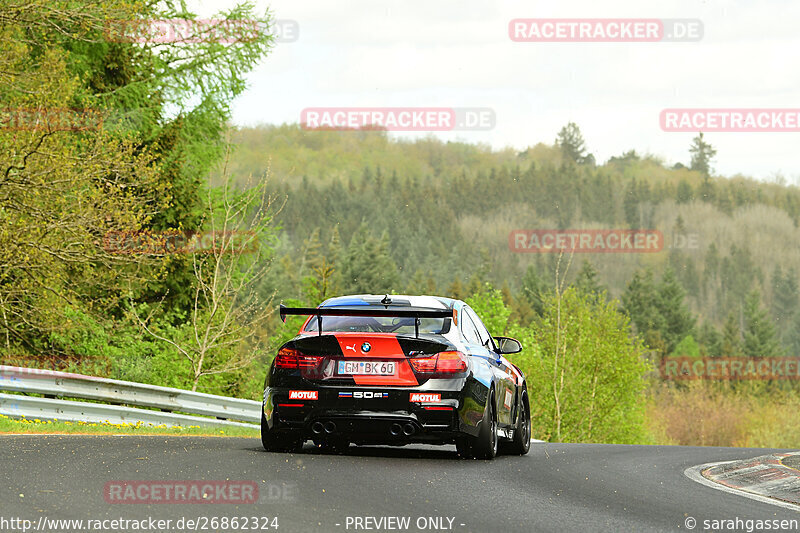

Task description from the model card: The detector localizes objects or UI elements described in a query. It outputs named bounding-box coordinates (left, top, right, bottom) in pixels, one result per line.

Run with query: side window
left=465, top=307, right=494, bottom=350
left=460, top=310, right=481, bottom=345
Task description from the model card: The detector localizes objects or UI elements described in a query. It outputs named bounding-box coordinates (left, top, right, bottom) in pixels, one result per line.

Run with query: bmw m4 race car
left=261, top=295, right=531, bottom=459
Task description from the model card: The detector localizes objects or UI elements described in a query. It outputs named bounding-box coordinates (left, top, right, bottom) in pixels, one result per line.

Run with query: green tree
left=302, top=258, right=338, bottom=306
left=406, top=269, right=437, bottom=296
left=676, top=179, right=694, bottom=204
left=555, top=122, right=592, bottom=165
left=608, top=150, right=640, bottom=166
left=704, top=243, right=720, bottom=281
left=300, top=229, right=342, bottom=304
left=721, top=311, right=743, bottom=357
left=131, top=171, right=281, bottom=391
left=657, top=268, right=696, bottom=353
left=697, top=321, right=723, bottom=357
left=520, top=265, right=547, bottom=316
left=621, top=269, right=665, bottom=344
left=671, top=335, right=700, bottom=358
left=623, top=179, right=640, bottom=228
left=771, top=266, right=798, bottom=337
left=742, top=291, right=783, bottom=358
left=689, top=132, right=717, bottom=177
left=720, top=245, right=760, bottom=312
left=517, top=288, right=650, bottom=443
left=446, top=279, right=466, bottom=300
left=783, top=311, right=800, bottom=357
left=573, top=260, right=605, bottom=302
left=466, top=285, right=512, bottom=336
left=698, top=173, right=715, bottom=202
left=0, top=1, right=157, bottom=355
left=0, top=0, right=273, bottom=358
left=340, top=225, right=400, bottom=294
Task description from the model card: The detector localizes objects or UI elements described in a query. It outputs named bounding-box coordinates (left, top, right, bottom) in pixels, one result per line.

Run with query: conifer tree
left=743, top=291, right=783, bottom=357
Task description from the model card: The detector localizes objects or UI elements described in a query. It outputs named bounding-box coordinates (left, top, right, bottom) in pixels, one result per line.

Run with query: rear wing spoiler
left=279, top=304, right=456, bottom=338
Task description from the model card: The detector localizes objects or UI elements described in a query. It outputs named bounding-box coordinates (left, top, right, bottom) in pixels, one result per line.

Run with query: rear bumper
left=263, top=383, right=485, bottom=444
left=302, top=410, right=457, bottom=444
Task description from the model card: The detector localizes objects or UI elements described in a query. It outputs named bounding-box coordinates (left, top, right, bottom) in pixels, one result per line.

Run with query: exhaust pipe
left=311, top=421, right=324, bottom=434
left=389, top=423, right=402, bottom=436
left=402, top=423, right=416, bottom=436
left=324, top=421, right=337, bottom=434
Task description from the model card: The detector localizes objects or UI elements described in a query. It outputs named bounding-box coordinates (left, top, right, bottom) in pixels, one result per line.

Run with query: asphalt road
left=1, top=436, right=797, bottom=532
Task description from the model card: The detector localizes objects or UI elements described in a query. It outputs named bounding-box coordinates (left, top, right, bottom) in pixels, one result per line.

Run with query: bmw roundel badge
left=361, top=342, right=371, bottom=353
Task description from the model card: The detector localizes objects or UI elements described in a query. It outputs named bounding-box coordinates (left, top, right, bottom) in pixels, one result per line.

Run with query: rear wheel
left=503, top=390, right=531, bottom=455
left=456, top=391, right=498, bottom=460
left=261, top=411, right=303, bottom=452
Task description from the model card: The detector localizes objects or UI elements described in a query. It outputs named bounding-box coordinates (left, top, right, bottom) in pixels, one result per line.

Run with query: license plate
left=337, top=361, right=395, bottom=376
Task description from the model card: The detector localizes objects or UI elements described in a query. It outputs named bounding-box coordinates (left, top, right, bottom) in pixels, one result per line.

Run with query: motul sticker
left=410, top=393, right=441, bottom=402
left=504, top=390, right=513, bottom=409
left=288, top=390, right=318, bottom=400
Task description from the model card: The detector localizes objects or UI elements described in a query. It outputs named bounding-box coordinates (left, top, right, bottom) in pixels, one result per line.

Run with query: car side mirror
left=494, top=336, right=522, bottom=354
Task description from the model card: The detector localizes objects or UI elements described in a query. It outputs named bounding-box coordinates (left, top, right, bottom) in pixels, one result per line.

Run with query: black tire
left=504, top=390, right=531, bottom=455
left=456, top=390, right=498, bottom=460
left=261, top=411, right=302, bottom=452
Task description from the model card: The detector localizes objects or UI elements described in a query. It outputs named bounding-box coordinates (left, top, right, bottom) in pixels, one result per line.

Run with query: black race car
left=261, top=294, right=531, bottom=459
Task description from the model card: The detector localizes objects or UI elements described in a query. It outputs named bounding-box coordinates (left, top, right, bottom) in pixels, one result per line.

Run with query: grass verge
left=0, top=413, right=259, bottom=437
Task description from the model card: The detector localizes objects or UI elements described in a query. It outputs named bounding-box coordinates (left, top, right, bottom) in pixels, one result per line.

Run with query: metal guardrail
left=0, top=365, right=261, bottom=428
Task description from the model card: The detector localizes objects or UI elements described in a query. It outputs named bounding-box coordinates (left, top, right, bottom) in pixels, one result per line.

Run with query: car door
left=464, top=306, right=516, bottom=427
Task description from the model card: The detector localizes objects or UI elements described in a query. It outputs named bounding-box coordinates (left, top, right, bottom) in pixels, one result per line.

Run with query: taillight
left=408, top=351, right=468, bottom=376
left=408, top=355, right=437, bottom=373
left=274, top=348, right=323, bottom=369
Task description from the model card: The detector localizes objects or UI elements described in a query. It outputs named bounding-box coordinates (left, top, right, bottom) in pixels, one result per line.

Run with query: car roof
left=319, top=294, right=459, bottom=310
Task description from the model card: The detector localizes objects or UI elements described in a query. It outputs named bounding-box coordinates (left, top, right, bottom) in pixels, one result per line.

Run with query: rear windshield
left=303, top=310, right=451, bottom=335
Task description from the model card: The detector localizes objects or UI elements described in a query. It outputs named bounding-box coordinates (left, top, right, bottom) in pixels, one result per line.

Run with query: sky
left=188, top=0, right=800, bottom=182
